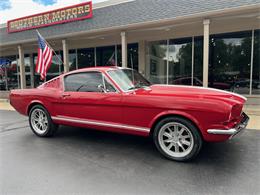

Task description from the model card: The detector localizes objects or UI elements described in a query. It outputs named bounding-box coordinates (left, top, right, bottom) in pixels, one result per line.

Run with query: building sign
left=7, top=1, right=92, bottom=33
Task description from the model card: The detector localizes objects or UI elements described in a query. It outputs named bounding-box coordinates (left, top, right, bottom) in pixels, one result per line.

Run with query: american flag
left=35, top=32, right=53, bottom=80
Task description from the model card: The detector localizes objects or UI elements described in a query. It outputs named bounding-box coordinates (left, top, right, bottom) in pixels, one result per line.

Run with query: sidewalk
left=0, top=99, right=259, bottom=130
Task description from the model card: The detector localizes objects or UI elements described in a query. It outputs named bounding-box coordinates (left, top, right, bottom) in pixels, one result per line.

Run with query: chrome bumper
left=207, top=113, right=249, bottom=139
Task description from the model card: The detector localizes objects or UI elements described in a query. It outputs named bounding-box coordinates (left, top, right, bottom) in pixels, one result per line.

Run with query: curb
left=0, top=99, right=9, bottom=102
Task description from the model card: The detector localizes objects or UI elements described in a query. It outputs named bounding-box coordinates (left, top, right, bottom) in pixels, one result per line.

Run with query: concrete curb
left=0, top=99, right=9, bottom=102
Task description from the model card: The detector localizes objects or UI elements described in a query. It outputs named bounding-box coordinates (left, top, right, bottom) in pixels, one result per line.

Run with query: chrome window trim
left=52, top=115, right=150, bottom=133
left=106, top=69, right=151, bottom=93
left=62, top=70, right=119, bottom=93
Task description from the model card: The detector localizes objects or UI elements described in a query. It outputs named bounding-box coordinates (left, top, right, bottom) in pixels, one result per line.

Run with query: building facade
left=0, top=0, right=260, bottom=97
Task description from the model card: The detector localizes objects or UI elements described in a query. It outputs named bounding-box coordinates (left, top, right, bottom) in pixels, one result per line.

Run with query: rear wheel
left=29, top=105, right=58, bottom=137
left=153, top=117, right=202, bottom=161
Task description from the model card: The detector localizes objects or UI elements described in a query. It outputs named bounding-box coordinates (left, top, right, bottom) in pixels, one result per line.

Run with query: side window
left=64, top=72, right=103, bottom=92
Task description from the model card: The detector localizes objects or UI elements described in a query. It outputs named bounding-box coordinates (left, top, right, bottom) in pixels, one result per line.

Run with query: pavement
left=0, top=110, right=260, bottom=194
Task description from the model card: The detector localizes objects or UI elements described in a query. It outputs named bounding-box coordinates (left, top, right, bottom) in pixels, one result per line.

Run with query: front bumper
left=207, top=113, right=249, bottom=139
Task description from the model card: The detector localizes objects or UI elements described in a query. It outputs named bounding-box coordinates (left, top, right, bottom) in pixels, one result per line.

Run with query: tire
left=153, top=117, right=202, bottom=162
left=29, top=105, right=58, bottom=137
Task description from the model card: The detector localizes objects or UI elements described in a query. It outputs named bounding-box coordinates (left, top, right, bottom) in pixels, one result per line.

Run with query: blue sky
left=0, top=0, right=11, bottom=11
left=0, top=0, right=108, bottom=24
left=32, top=0, right=58, bottom=6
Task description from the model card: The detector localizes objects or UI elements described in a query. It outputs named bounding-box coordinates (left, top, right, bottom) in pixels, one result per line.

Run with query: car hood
left=137, top=84, right=247, bottom=104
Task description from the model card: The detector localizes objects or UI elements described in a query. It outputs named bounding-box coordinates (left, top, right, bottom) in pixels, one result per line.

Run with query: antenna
left=130, top=53, right=134, bottom=85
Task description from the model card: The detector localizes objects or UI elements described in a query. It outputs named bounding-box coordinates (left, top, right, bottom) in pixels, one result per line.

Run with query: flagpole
left=36, top=30, right=64, bottom=67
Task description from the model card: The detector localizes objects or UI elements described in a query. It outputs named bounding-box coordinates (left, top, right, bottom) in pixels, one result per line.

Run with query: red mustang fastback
left=10, top=67, right=249, bottom=161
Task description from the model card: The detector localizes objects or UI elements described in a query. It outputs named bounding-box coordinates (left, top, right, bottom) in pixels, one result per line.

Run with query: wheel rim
left=158, top=122, right=194, bottom=158
left=30, top=108, right=48, bottom=135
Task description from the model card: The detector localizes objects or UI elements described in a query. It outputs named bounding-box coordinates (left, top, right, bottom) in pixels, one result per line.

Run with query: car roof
left=65, top=66, right=132, bottom=75
left=42, top=66, right=132, bottom=87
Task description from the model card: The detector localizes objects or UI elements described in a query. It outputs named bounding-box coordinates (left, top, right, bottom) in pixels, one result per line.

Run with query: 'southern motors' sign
left=7, top=1, right=92, bottom=33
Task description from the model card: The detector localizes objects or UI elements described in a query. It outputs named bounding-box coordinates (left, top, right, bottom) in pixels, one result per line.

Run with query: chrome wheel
left=158, top=122, right=194, bottom=158
left=30, top=108, right=48, bottom=135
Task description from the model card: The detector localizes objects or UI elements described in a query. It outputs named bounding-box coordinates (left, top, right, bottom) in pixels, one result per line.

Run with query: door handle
left=61, top=93, right=71, bottom=98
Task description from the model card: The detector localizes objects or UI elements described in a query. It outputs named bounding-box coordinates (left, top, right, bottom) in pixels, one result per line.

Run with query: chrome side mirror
left=98, top=84, right=106, bottom=93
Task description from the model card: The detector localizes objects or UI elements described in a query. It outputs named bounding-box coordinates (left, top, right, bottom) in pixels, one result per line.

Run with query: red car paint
left=10, top=66, right=247, bottom=142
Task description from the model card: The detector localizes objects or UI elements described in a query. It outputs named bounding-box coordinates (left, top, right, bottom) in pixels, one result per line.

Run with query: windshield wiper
left=128, top=85, right=149, bottom=91
left=127, top=86, right=140, bottom=90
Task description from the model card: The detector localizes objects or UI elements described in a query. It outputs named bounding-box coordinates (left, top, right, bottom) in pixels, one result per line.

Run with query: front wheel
left=153, top=117, right=202, bottom=161
left=29, top=105, right=58, bottom=137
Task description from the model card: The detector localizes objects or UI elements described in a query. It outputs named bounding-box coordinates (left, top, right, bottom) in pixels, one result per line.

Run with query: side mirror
left=97, top=84, right=106, bottom=93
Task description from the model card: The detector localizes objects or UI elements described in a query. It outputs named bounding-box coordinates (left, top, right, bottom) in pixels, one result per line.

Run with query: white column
left=29, top=53, right=34, bottom=88
left=203, top=19, right=210, bottom=88
left=18, top=45, right=26, bottom=89
left=121, top=31, right=127, bottom=68
left=62, top=39, right=69, bottom=73
left=191, top=37, right=194, bottom=86
left=138, top=40, right=146, bottom=75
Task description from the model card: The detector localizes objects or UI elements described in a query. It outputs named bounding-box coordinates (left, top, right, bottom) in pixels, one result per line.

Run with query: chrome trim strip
left=207, top=113, right=249, bottom=138
left=207, top=129, right=237, bottom=135
left=52, top=116, right=150, bottom=132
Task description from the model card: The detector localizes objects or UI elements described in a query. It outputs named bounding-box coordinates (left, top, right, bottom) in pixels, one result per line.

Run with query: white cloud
left=0, top=0, right=107, bottom=24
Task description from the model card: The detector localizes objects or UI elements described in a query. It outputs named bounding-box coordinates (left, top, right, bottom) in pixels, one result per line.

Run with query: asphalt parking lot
left=0, top=110, right=259, bottom=195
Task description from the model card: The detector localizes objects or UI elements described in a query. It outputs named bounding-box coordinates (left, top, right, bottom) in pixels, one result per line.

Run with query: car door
left=54, top=71, right=123, bottom=125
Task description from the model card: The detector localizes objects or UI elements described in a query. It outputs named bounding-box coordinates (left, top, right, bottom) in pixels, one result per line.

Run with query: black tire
left=153, top=116, right=202, bottom=162
left=29, top=104, right=58, bottom=137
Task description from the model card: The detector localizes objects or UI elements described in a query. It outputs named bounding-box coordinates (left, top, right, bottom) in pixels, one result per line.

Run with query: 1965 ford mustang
left=10, top=67, right=249, bottom=161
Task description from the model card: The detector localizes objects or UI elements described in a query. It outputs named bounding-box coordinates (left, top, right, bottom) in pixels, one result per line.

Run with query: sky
left=0, top=0, right=108, bottom=24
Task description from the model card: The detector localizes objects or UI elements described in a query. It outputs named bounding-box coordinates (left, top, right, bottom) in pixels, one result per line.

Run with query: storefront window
left=33, top=54, right=41, bottom=87
left=117, top=45, right=122, bottom=67
left=33, top=51, right=63, bottom=86
left=168, top=38, right=192, bottom=85
left=146, top=40, right=168, bottom=84
left=46, top=51, right=63, bottom=81
left=2, top=55, right=19, bottom=90
left=77, top=48, right=95, bottom=69
left=252, top=30, right=260, bottom=94
left=193, top=37, right=203, bottom=86
left=69, top=49, right=77, bottom=71
left=128, top=43, right=138, bottom=71
left=96, top=46, right=116, bottom=66
left=0, top=56, right=18, bottom=90
left=209, top=31, right=252, bottom=94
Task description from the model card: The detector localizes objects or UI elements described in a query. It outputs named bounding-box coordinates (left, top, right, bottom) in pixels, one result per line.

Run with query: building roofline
left=0, top=2, right=259, bottom=47
left=0, top=0, right=135, bottom=28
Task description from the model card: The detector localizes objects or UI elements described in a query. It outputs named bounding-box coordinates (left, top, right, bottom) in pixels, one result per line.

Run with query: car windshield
left=107, top=69, right=151, bottom=91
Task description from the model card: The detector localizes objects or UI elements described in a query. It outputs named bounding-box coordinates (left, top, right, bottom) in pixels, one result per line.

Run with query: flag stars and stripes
left=35, top=32, right=53, bottom=80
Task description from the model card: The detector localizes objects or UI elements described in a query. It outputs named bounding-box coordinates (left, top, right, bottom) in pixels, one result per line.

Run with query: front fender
left=149, top=110, right=203, bottom=135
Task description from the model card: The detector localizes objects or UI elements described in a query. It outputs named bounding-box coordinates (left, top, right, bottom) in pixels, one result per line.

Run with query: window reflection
left=209, top=31, right=251, bottom=94
left=77, top=48, right=95, bottom=69
left=0, top=55, right=19, bottom=90
left=168, top=38, right=192, bottom=85
left=96, top=46, right=116, bottom=66
left=146, top=40, right=168, bottom=84
left=252, top=30, right=260, bottom=94
left=128, top=43, right=139, bottom=71
left=116, top=43, right=139, bottom=70
left=69, top=49, right=77, bottom=71
left=193, top=37, right=203, bottom=86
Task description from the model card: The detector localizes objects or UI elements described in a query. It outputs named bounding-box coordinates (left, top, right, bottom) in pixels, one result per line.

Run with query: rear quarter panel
left=10, top=88, right=61, bottom=116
